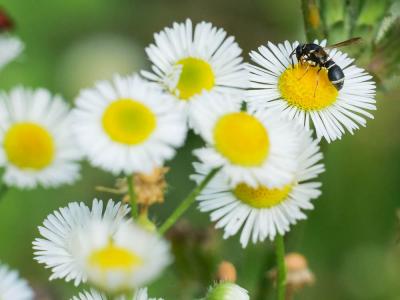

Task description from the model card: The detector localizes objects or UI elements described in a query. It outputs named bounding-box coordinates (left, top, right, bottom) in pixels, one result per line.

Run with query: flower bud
left=133, top=167, right=169, bottom=207
left=205, top=282, right=249, bottom=300
left=268, top=252, right=315, bottom=296
left=285, top=253, right=315, bottom=291
left=216, top=261, right=237, bottom=282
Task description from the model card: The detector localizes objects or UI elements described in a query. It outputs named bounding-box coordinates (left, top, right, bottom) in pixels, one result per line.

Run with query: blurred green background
left=0, top=0, right=399, bottom=299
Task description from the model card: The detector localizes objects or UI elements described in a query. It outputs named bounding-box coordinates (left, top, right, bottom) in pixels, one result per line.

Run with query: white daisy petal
left=0, top=35, right=23, bottom=69
left=71, top=287, right=163, bottom=300
left=0, top=264, right=34, bottom=300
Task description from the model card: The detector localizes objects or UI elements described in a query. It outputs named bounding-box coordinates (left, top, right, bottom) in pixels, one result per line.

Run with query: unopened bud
left=268, top=252, right=315, bottom=295
left=285, top=253, right=315, bottom=290
left=205, top=282, right=249, bottom=300
left=217, top=261, right=237, bottom=282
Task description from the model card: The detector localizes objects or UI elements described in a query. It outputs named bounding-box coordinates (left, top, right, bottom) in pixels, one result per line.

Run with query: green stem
left=158, top=167, right=220, bottom=235
left=0, top=184, right=9, bottom=204
left=127, top=175, right=138, bottom=219
left=254, top=246, right=275, bottom=300
left=301, top=0, right=325, bottom=41
left=275, top=234, right=287, bottom=300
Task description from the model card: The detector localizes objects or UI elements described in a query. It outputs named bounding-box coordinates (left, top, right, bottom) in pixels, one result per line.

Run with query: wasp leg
left=289, top=49, right=296, bottom=68
left=298, top=64, right=310, bottom=80
left=314, top=67, right=322, bottom=98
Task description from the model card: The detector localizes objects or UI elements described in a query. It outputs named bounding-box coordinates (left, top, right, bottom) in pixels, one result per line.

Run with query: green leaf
left=322, top=0, right=345, bottom=28
left=357, top=0, right=390, bottom=26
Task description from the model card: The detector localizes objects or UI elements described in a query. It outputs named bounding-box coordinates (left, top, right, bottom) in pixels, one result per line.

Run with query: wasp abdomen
left=326, top=61, right=344, bottom=90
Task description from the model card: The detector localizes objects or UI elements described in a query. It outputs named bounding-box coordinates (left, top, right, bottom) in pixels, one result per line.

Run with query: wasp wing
left=325, top=37, right=361, bottom=49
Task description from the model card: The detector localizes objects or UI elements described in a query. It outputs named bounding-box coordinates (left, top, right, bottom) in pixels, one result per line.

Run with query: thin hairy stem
left=276, top=234, right=287, bottom=300
left=0, top=184, right=8, bottom=205
left=127, top=175, right=138, bottom=219
left=158, top=167, right=220, bottom=235
left=254, top=246, right=275, bottom=300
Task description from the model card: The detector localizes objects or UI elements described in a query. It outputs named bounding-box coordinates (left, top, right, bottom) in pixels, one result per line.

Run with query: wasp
left=290, top=37, right=361, bottom=91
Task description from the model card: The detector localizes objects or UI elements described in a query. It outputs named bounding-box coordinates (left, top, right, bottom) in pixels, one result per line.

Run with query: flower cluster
left=0, top=13, right=377, bottom=300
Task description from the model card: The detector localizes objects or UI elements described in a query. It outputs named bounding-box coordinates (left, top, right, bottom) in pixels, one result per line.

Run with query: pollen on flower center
left=278, top=63, right=338, bottom=110
left=89, top=244, right=142, bottom=270
left=175, top=57, right=215, bottom=100
left=233, top=183, right=293, bottom=208
left=4, top=122, right=55, bottom=170
left=102, top=99, right=156, bottom=145
left=213, top=112, right=269, bottom=166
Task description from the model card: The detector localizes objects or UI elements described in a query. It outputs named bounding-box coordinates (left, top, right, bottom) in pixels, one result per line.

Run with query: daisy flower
left=80, top=220, right=171, bottom=293
left=0, top=86, right=81, bottom=189
left=72, top=289, right=106, bottom=300
left=142, top=19, right=248, bottom=106
left=247, top=40, right=376, bottom=142
left=0, top=35, right=23, bottom=69
left=192, top=128, right=324, bottom=247
left=205, top=282, right=249, bottom=300
left=33, top=199, right=131, bottom=286
left=0, top=264, right=34, bottom=300
left=73, top=74, right=187, bottom=175
left=190, top=92, right=301, bottom=188
left=71, top=287, right=163, bottom=300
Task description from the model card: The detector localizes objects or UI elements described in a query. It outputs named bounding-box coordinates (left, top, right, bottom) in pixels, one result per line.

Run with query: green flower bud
left=205, top=282, right=249, bottom=300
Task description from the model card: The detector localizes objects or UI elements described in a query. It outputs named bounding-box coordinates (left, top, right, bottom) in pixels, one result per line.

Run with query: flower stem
left=127, top=175, right=138, bottom=219
left=0, top=184, right=8, bottom=205
left=254, top=246, right=275, bottom=300
left=301, top=0, right=325, bottom=41
left=158, top=167, right=220, bottom=235
left=275, top=234, right=287, bottom=300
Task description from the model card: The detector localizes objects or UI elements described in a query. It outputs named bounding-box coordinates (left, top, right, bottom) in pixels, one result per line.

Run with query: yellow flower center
left=233, top=183, right=293, bottom=208
left=278, top=63, right=338, bottom=110
left=175, top=57, right=215, bottom=100
left=89, top=244, right=142, bottom=271
left=213, top=112, right=269, bottom=166
left=102, top=99, right=156, bottom=145
left=4, top=123, right=55, bottom=170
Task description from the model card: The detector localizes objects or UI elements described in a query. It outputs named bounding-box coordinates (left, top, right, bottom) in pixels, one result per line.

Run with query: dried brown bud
left=97, top=167, right=169, bottom=209
left=285, top=252, right=315, bottom=291
left=133, top=167, right=169, bottom=207
left=268, top=252, right=315, bottom=297
left=285, top=253, right=308, bottom=272
left=217, top=261, right=237, bottom=282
